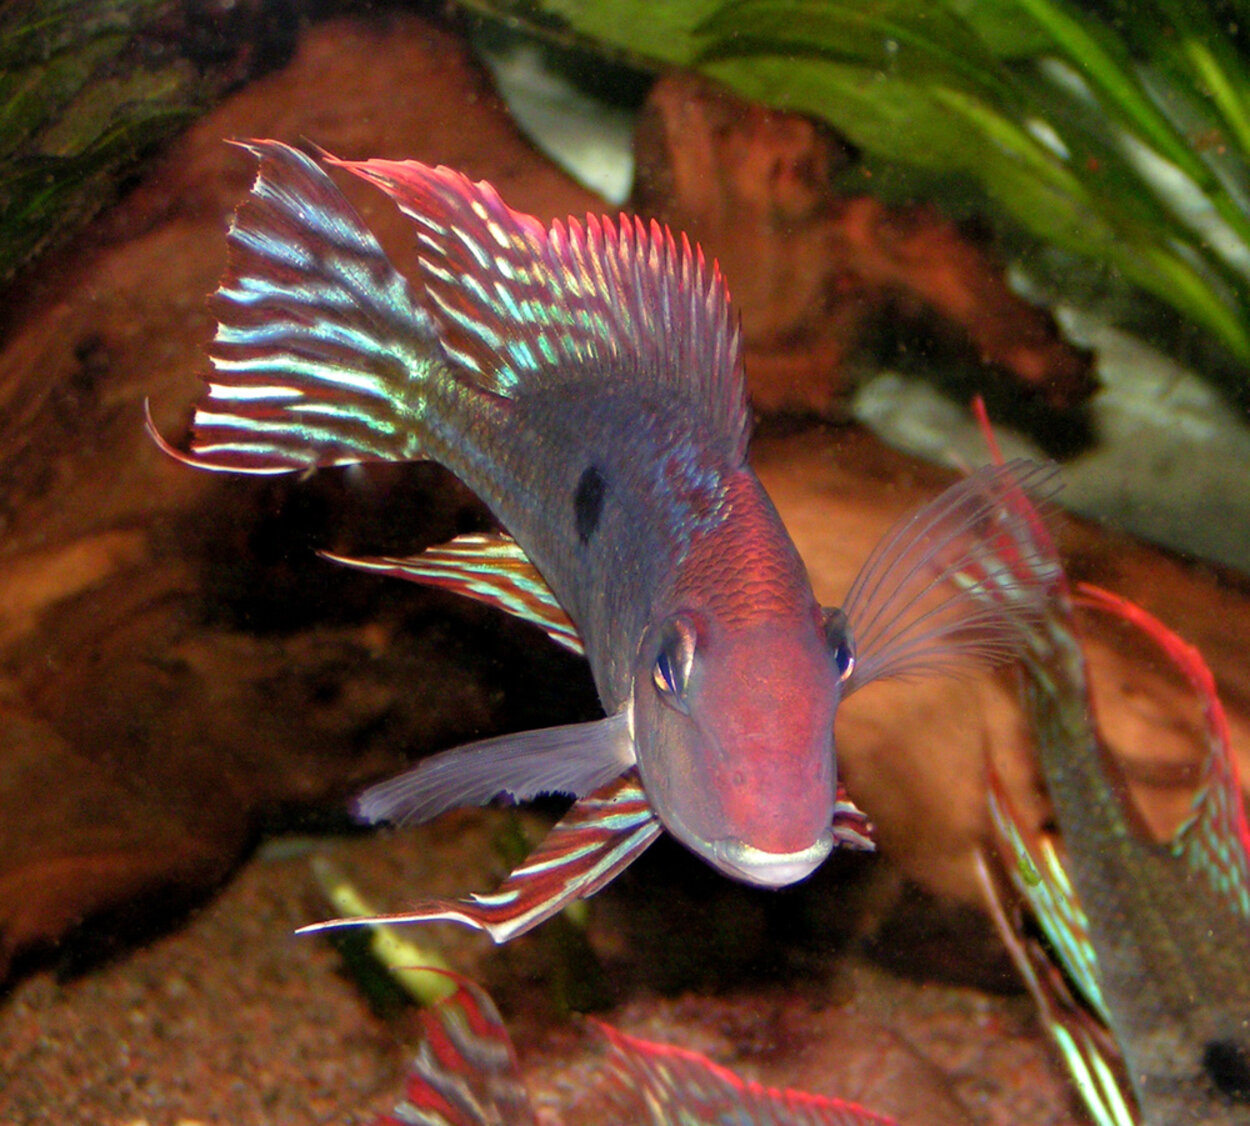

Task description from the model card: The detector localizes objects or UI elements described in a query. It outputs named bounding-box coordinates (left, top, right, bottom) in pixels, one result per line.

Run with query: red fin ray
left=1075, top=583, right=1250, bottom=922
left=839, top=459, right=1062, bottom=691
left=329, top=154, right=749, bottom=458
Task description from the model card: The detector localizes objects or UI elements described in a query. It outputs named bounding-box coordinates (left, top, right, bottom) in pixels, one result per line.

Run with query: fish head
left=630, top=600, right=852, bottom=888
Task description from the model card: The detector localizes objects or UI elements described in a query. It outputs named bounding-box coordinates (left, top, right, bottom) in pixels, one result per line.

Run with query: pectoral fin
left=355, top=711, right=634, bottom=827
left=837, top=459, right=1062, bottom=693
left=324, top=533, right=583, bottom=656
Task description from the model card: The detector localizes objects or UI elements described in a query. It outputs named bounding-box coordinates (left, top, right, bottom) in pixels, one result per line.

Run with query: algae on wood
left=0, top=0, right=296, bottom=287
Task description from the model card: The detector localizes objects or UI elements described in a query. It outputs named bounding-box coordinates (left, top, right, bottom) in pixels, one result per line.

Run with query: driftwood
left=0, top=8, right=1246, bottom=996
left=633, top=73, right=1095, bottom=417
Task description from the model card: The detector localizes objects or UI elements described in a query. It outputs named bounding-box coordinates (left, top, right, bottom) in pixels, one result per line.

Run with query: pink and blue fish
left=373, top=970, right=897, bottom=1126
left=968, top=418, right=1250, bottom=1125
left=156, top=140, right=1056, bottom=938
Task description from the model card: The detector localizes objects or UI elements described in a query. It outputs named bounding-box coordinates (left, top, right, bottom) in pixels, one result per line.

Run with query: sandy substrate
left=0, top=811, right=1086, bottom=1125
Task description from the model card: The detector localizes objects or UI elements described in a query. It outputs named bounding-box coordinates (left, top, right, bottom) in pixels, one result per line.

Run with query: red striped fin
left=595, top=1020, right=899, bottom=1125
left=324, top=533, right=582, bottom=655
left=299, top=771, right=660, bottom=944
left=376, top=974, right=535, bottom=1126
left=329, top=154, right=749, bottom=459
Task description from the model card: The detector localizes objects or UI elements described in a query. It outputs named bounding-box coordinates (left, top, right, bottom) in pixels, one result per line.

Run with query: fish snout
left=708, top=831, right=834, bottom=888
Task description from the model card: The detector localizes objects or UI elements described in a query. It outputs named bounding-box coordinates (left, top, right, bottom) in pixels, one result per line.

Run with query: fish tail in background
left=373, top=973, right=537, bottom=1126
left=372, top=969, right=900, bottom=1126
left=594, top=1019, right=900, bottom=1126
left=154, top=139, right=449, bottom=474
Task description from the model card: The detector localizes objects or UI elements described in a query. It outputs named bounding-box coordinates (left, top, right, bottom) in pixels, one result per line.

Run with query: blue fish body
left=160, top=139, right=1057, bottom=898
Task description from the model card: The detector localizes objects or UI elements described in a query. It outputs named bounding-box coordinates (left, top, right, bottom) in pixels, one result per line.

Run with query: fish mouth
left=703, top=832, right=834, bottom=888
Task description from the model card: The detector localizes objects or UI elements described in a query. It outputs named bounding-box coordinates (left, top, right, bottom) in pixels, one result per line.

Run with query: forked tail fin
left=156, top=139, right=441, bottom=474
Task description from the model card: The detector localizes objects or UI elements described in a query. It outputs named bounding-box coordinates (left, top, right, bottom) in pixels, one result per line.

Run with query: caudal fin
left=170, top=139, right=440, bottom=474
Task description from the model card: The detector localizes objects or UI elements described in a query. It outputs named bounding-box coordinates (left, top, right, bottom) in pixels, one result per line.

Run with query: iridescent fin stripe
left=328, top=153, right=748, bottom=459
left=832, top=783, right=875, bottom=851
left=594, top=1019, right=900, bottom=1126
left=377, top=974, right=536, bottom=1126
left=178, top=139, right=440, bottom=474
left=984, top=759, right=1108, bottom=1022
left=976, top=852, right=1137, bottom=1126
left=967, top=407, right=1139, bottom=1126
left=1076, top=583, right=1250, bottom=923
left=324, top=533, right=583, bottom=656
left=298, top=771, right=660, bottom=945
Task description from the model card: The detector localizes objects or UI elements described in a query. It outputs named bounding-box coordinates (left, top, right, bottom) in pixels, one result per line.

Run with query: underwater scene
left=3, top=1, right=1250, bottom=1123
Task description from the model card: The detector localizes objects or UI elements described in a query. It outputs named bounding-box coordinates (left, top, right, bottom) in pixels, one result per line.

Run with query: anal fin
left=299, top=771, right=661, bottom=944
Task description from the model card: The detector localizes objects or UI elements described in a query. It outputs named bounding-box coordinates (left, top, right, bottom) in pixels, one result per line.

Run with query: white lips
left=707, top=831, right=834, bottom=888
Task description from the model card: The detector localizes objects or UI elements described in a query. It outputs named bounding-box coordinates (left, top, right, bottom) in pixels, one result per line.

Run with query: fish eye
left=654, top=649, right=683, bottom=696
left=823, top=607, right=856, bottom=683
left=652, top=618, right=696, bottom=710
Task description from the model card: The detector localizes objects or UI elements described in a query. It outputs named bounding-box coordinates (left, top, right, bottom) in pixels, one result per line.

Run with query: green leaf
left=698, top=0, right=1017, bottom=104
left=459, top=0, right=1250, bottom=366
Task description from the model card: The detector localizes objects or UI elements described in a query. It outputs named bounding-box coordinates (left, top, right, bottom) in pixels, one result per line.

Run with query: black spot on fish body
left=575, top=465, right=607, bottom=544
left=1203, top=1038, right=1250, bottom=1102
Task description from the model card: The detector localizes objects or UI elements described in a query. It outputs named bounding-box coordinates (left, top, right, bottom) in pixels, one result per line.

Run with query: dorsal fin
left=329, top=154, right=749, bottom=458
left=1076, top=584, right=1250, bottom=922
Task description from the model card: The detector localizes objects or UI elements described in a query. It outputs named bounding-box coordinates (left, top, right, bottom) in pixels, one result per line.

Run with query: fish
left=372, top=969, right=898, bottom=1126
left=968, top=420, right=1250, bottom=1124
left=154, top=138, right=1057, bottom=931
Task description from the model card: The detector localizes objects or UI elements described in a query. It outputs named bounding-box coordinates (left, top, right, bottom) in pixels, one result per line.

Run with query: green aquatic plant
left=461, top=0, right=1250, bottom=384
left=0, top=0, right=293, bottom=287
